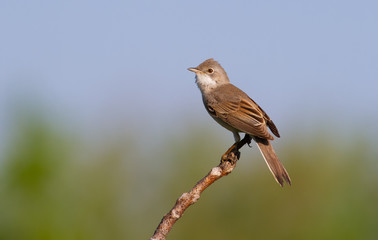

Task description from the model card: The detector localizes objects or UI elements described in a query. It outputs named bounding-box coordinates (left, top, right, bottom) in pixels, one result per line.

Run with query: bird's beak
left=187, top=67, right=200, bottom=73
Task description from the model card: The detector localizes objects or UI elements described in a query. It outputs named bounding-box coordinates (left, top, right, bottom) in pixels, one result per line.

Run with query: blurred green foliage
left=0, top=114, right=377, bottom=240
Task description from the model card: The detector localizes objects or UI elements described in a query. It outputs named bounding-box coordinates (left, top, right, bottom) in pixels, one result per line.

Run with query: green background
left=1, top=112, right=377, bottom=239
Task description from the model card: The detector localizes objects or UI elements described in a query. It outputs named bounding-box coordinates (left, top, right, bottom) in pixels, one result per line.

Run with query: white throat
left=195, top=73, right=217, bottom=93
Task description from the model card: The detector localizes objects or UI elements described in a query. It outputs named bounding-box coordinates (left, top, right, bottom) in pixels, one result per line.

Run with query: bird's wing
left=206, top=85, right=276, bottom=140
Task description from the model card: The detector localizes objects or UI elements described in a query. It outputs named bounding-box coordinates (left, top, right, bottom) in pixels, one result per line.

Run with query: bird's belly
left=211, top=115, right=240, bottom=133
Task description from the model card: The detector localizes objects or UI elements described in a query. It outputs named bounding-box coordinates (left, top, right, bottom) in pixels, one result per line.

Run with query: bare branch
left=150, top=134, right=252, bottom=240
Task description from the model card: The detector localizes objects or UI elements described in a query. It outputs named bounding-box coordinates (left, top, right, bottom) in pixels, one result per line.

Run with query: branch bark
left=150, top=134, right=252, bottom=240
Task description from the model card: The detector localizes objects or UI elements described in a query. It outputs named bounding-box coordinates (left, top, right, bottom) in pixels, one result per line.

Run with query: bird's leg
left=241, top=134, right=252, bottom=148
left=221, top=134, right=251, bottom=163
left=246, top=136, right=252, bottom=148
left=221, top=132, right=240, bottom=162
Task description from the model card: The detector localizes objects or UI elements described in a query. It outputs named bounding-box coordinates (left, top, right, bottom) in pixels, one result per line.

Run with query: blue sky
left=1, top=0, right=378, bottom=144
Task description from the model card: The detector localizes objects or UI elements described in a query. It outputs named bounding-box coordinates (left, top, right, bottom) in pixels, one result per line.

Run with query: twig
left=150, top=134, right=252, bottom=240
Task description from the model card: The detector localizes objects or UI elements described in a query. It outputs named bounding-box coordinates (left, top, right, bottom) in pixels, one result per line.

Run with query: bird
left=188, top=58, right=291, bottom=186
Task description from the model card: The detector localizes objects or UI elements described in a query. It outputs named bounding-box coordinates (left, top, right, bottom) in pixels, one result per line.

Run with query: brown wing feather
left=224, top=98, right=274, bottom=140
left=207, top=84, right=275, bottom=140
left=247, top=97, right=280, bottom=138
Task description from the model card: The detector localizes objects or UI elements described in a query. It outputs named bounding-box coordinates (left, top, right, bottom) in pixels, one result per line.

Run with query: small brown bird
left=188, top=58, right=291, bottom=186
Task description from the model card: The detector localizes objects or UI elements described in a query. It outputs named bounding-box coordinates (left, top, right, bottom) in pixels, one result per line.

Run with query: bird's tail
left=254, top=137, right=291, bottom=187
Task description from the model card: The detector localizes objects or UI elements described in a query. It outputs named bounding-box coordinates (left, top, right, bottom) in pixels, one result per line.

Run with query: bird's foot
left=221, top=142, right=239, bottom=163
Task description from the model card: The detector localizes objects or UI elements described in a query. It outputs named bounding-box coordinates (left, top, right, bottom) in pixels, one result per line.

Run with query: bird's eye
left=208, top=68, right=214, bottom=73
